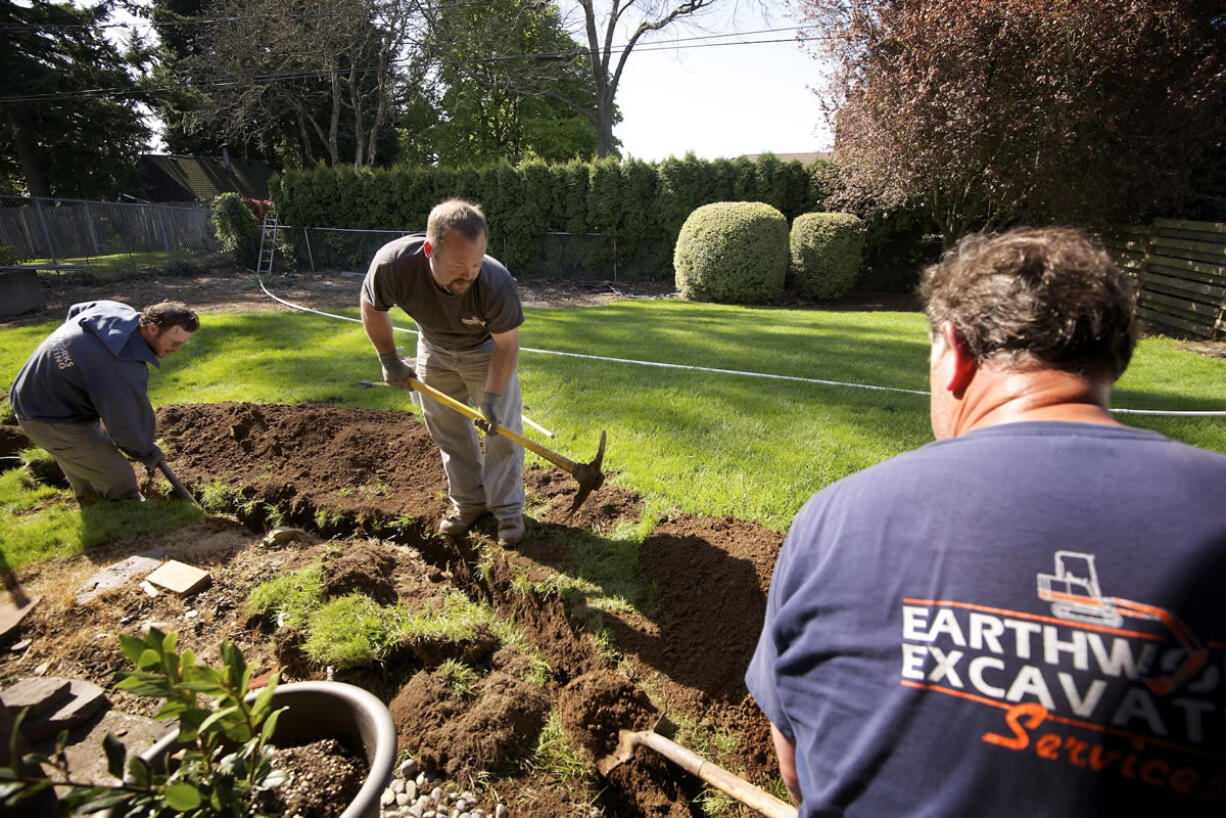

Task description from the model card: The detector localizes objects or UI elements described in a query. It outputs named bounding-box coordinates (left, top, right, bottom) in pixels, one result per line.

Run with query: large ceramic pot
left=133, top=681, right=397, bottom=818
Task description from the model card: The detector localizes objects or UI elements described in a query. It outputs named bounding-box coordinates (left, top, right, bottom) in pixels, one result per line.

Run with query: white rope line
left=253, top=276, right=1226, bottom=417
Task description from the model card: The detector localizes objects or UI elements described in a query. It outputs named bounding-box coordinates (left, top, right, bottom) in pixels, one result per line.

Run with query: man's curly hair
left=920, top=228, right=1137, bottom=381
left=140, top=301, right=199, bottom=332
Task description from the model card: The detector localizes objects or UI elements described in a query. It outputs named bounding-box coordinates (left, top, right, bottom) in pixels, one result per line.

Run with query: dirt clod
left=559, top=670, right=657, bottom=761
left=320, top=541, right=398, bottom=604
left=390, top=668, right=550, bottom=777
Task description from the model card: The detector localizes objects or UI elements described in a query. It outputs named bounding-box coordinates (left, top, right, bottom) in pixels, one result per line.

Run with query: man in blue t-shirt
left=747, top=228, right=1226, bottom=816
left=361, top=199, right=526, bottom=546
left=10, top=300, right=198, bottom=503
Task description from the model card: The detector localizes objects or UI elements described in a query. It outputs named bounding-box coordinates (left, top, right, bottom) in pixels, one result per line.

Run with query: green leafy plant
left=212, top=193, right=259, bottom=268
left=0, top=629, right=286, bottom=817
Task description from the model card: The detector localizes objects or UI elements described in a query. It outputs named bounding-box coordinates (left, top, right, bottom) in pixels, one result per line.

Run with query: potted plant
left=0, top=629, right=396, bottom=818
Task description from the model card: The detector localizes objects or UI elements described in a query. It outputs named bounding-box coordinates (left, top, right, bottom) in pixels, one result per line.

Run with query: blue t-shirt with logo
left=747, top=421, right=1226, bottom=816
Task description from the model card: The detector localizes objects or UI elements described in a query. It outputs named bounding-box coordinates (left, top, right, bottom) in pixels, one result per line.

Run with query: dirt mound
left=558, top=670, right=657, bottom=761
left=319, top=540, right=398, bottom=604
left=0, top=423, right=30, bottom=459
left=390, top=668, right=550, bottom=776
left=4, top=401, right=794, bottom=814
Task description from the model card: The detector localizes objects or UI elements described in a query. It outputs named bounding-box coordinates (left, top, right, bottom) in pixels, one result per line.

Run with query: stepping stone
left=21, top=680, right=108, bottom=742
left=0, top=677, right=72, bottom=718
left=75, top=551, right=169, bottom=606
left=145, top=560, right=210, bottom=596
left=54, top=709, right=174, bottom=787
left=0, top=594, right=41, bottom=646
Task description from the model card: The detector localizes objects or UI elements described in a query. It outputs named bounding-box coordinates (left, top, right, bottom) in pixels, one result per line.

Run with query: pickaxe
left=357, top=379, right=606, bottom=515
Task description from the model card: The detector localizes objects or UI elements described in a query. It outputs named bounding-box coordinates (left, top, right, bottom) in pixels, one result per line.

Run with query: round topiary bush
left=674, top=202, right=789, bottom=304
left=788, top=212, right=867, bottom=301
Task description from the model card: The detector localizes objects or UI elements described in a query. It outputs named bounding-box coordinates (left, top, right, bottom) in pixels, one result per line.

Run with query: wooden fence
left=1102, top=219, right=1226, bottom=340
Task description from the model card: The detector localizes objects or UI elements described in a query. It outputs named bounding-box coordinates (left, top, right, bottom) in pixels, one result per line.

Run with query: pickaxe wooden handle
left=358, top=379, right=606, bottom=514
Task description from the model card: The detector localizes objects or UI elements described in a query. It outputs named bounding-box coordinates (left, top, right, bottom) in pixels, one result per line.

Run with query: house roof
left=738, top=151, right=829, bottom=165
left=138, top=154, right=274, bottom=203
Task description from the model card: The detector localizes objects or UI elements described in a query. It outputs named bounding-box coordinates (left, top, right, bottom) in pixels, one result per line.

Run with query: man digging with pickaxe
left=360, top=199, right=528, bottom=546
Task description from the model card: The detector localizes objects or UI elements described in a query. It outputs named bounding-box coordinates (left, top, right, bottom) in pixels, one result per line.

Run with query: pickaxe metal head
left=567, top=430, right=606, bottom=517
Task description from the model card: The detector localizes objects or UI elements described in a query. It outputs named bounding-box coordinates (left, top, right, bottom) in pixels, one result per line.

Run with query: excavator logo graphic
left=1036, top=550, right=1209, bottom=696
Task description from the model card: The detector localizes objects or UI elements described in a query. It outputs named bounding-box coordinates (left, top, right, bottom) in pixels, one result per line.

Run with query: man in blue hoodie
left=9, top=300, right=198, bottom=503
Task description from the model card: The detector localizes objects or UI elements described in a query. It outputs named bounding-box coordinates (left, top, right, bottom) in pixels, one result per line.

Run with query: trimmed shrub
left=212, top=192, right=259, bottom=268
left=788, top=212, right=867, bottom=301
left=674, top=202, right=789, bottom=304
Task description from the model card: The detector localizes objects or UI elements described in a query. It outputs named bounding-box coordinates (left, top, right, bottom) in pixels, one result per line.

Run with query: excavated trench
left=4, top=402, right=787, bottom=817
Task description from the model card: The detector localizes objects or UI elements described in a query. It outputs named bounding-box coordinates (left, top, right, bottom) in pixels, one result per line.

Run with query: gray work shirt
left=361, top=233, right=524, bottom=351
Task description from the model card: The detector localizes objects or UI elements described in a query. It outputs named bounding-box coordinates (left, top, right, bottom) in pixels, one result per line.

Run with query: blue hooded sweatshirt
left=10, top=301, right=162, bottom=464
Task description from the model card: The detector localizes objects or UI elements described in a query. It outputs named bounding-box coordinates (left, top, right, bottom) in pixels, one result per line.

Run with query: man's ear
left=422, top=240, right=433, bottom=259
left=940, top=321, right=977, bottom=396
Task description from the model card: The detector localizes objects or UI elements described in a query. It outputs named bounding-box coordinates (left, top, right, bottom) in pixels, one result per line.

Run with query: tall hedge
left=789, top=212, right=867, bottom=301
left=269, top=154, right=828, bottom=280
left=674, top=202, right=789, bottom=304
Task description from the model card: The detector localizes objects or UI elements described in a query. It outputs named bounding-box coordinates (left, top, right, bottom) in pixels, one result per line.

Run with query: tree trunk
left=3, top=104, right=51, bottom=198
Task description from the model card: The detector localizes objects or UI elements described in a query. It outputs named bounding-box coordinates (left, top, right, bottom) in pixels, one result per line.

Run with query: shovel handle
left=403, top=379, right=578, bottom=474
left=157, top=461, right=200, bottom=506
left=635, top=732, right=797, bottom=818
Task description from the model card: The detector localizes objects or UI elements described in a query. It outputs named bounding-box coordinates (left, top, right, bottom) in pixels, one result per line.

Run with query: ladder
left=256, top=212, right=279, bottom=275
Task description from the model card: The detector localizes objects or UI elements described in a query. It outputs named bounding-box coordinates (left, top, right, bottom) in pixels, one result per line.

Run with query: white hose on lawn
left=254, top=276, right=1226, bottom=418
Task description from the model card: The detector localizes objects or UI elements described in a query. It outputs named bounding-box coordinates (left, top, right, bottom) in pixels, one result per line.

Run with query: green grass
left=27, top=249, right=196, bottom=280
left=247, top=563, right=324, bottom=628
left=0, top=467, right=203, bottom=572
left=2, top=299, right=1224, bottom=551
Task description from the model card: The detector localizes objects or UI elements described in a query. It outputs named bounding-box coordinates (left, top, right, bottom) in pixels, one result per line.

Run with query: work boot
left=497, top=515, right=525, bottom=547
left=439, top=507, right=485, bottom=536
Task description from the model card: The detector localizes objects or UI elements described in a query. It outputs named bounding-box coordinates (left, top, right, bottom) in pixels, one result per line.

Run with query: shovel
left=358, top=379, right=607, bottom=515
left=157, top=461, right=200, bottom=507
left=598, top=724, right=797, bottom=818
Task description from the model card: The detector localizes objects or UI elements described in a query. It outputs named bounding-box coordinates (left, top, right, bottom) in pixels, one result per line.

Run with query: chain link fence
left=0, top=194, right=221, bottom=278
left=284, top=226, right=670, bottom=282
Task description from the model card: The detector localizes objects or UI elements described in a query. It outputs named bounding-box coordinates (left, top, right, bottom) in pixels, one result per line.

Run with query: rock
left=33, top=662, right=49, bottom=676
left=75, top=552, right=167, bottom=605
left=404, top=780, right=417, bottom=801
left=396, top=793, right=412, bottom=807
left=9, top=639, right=31, bottom=653
left=263, top=526, right=307, bottom=546
left=407, top=806, right=423, bottom=818
left=0, top=677, right=72, bottom=717
left=20, top=680, right=108, bottom=742
left=381, top=790, right=396, bottom=807
left=146, top=560, right=211, bottom=596
left=400, top=757, right=420, bottom=779
left=495, top=805, right=508, bottom=818
left=0, top=595, right=41, bottom=646
left=392, top=779, right=405, bottom=794
left=141, top=620, right=174, bottom=636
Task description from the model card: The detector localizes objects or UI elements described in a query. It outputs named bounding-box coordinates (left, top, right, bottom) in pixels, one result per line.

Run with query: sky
left=103, top=1, right=832, bottom=161
left=610, top=5, right=833, bottom=161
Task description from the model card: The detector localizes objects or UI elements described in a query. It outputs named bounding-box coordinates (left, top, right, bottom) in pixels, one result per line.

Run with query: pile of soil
left=1, top=399, right=788, bottom=816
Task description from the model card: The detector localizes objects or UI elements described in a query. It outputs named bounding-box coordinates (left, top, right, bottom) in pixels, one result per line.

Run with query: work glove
left=139, top=445, right=165, bottom=468
left=475, top=392, right=500, bottom=437
left=379, top=351, right=416, bottom=389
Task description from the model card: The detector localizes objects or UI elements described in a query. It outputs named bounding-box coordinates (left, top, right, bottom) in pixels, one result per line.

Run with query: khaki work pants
left=415, top=337, right=524, bottom=522
left=15, top=416, right=141, bottom=502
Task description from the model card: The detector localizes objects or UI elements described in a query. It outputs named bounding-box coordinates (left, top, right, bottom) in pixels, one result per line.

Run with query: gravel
left=379, top=757, right=508, bottom=818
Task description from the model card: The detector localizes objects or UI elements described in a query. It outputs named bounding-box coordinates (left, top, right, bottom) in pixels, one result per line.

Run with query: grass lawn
left=26, top=249, right=195, bottom=280
left=2, top=299, right=1225, bottom=568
